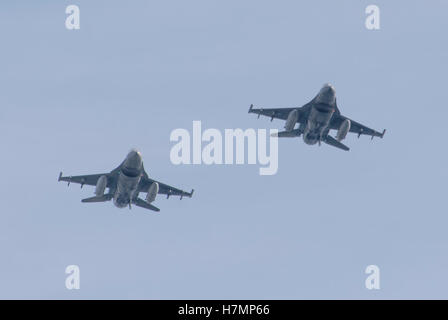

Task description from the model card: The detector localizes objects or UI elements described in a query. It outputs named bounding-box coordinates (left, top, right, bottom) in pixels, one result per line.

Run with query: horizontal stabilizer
left=271, top=129, right=302, bottom=138
left=82, top=194, right=113, bottom=203
left=323, top=135, right=350, bottom=151
left=134, top=198, right=160, bottom=212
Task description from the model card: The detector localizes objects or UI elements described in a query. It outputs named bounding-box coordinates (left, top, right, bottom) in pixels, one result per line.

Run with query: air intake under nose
left=315, top=103, right=334, bottom=113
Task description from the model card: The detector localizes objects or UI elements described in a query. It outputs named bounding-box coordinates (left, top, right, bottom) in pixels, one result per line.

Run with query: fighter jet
left=58, top=149, right=194, bottom=212
left=248, top=83, right=386, bottom=151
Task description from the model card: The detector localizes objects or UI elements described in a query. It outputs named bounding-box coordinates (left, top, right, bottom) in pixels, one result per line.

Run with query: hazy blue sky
left=1, top=0, right=447, bottom=299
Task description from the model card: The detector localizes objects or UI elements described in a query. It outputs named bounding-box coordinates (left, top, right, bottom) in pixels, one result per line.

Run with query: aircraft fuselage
left=303, top=84, right=336, bottom=145
left=113, top=150, right=143, bottom=208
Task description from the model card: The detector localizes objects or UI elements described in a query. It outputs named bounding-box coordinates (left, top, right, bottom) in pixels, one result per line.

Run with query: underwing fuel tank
left=95, top=175, right=108, bottom=196
left=336, top=119, right=351, bottom=141
left=146, top=182, right=159, bottom=203
left=284, top=109, right=299, bottom=132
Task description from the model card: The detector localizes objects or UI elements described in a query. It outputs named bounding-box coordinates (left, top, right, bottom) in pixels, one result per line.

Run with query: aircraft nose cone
left=323, top=83, right=335, bottom=93
left=317, top=83, right=336, bottom=105
left=125, top=149, right=142, bottom=169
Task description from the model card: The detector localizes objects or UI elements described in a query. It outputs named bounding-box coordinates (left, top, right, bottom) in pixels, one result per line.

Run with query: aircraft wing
left=58, top=172, right=113, bottom=187
left=139, top=177, right=194, bottom=199
left=330, top=114, right=386, bottom=138
left=248, top=104, right=310, bottom=122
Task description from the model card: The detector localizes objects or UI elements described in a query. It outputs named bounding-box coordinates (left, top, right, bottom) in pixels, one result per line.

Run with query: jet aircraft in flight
left=58, top=149, right=194, bottom=212
left=248, top=83, right=385, bottom=151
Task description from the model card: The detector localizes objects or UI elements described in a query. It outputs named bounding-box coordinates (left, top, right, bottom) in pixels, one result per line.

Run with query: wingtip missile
left=181, top=189, right=194, bottom=200
left=58, top=172, right=73, bottom=186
